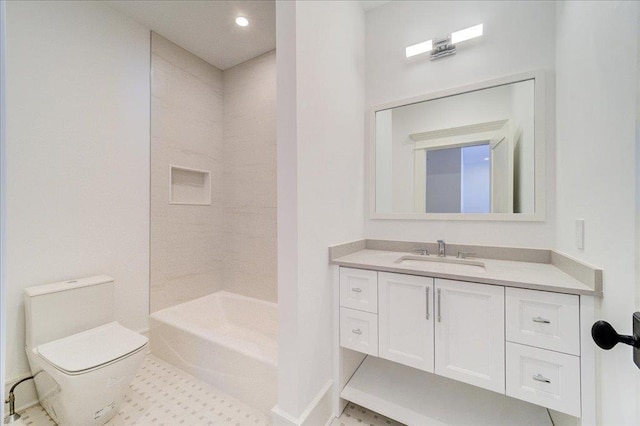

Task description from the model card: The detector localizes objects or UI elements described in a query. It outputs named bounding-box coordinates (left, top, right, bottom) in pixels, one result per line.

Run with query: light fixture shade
left=406, top=40, right=433, bottom=58
left=451, top=24, right=483, bottom=44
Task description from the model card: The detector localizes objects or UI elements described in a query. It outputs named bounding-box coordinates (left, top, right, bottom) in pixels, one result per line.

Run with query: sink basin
left=394, top=255, right=486, bottom=274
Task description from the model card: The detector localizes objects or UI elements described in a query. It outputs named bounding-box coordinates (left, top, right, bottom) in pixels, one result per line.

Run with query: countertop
left=331, top=248, right=601, bottom=296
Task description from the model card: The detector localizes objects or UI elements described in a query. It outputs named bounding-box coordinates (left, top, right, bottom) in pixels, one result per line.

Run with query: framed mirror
left=370, top=70, right=546, bottom=221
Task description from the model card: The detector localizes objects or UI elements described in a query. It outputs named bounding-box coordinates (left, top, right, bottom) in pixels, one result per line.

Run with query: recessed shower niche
left=169, top=165, right=211, bottom=205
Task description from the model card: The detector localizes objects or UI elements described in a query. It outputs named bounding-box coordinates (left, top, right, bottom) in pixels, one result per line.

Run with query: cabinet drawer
left=340, top=268, right=378, bottom=313
left=506, top=342, right=581, bottom=417
left=506, top=288, right=580, bottom=355
left=340, top=307, right=378, bottom=356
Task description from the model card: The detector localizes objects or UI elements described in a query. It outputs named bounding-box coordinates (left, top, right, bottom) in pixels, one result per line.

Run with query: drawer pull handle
left=425, top=287, right=430, bottom=320
left=437, top=289, right=442, bottom=323
left=532, top=317, right=551, bottom=324
left=532, top=374, right=551, bottom=383
left=351, top=288, right=362, bottom=293
left=352, top=328, right=362, bottom=335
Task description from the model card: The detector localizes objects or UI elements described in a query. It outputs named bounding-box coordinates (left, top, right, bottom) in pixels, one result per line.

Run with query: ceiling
left=360, top=1, right=392, bottom=12
left=105, top=1, right=389, bottom=70
left=105, top=1, right=276, bottom=70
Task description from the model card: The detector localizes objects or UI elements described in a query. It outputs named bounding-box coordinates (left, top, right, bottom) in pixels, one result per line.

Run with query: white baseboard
left=272, top=380, right=334, bottom=426
left=4, top=372, right=38, bottom=413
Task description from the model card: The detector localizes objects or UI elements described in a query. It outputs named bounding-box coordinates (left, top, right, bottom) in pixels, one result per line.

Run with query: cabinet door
left=434, top=279, right=505, bottom=393
left=378, top=272, right=434, bottom=372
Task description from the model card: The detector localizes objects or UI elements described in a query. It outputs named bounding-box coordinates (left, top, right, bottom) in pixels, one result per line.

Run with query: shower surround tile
left=223, top=50, right=277, bottom=303
left=151, top=35, right=277, bottom=311
left=150, top=32, right=225, bottom=313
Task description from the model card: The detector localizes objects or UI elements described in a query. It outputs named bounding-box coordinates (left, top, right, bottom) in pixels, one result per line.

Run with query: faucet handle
left=457, top=251, right=476, bottom=259
left=412, top=248, right=429, bottom=256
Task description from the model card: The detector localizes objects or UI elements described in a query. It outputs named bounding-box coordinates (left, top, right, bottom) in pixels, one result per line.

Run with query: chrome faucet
left=437, top=240, right=446, bottom=257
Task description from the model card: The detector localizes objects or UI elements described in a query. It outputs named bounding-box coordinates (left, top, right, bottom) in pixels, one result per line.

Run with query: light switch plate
left=575, top=219, right=585, bottom=249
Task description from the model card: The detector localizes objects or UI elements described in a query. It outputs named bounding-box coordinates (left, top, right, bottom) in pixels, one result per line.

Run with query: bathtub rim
left=149, top=290, right=278, bottom=368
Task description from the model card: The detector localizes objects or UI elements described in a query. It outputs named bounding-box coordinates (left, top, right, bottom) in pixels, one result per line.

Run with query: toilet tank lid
left=36, top=322, right=148, bottom=373
left=25, top=275, right=114, bottom=297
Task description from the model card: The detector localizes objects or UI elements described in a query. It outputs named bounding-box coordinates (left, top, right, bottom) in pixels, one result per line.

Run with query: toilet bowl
left=24, top=276, right=148, bottom=426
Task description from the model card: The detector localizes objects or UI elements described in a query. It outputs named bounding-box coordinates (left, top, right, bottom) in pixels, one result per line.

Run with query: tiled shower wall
left=150, top=34, right=277, bottom=311
left=223, top=51, right=277, bottom=303
left=150, top=33, right=224, bottom=312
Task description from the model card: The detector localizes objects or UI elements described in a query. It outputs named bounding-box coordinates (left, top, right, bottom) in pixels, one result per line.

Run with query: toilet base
left=28, top=346, right=147, bottom=426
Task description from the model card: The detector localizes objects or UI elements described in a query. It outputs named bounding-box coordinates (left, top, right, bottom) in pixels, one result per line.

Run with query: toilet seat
left=36, top=322, right=148, bottom=375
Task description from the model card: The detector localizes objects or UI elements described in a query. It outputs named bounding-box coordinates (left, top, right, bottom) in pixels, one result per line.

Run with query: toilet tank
left=24, top=275, right=115, bottom=349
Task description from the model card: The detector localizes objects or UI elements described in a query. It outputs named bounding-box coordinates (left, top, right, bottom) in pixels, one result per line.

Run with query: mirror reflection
left=375, top=79, right=535, bottom=215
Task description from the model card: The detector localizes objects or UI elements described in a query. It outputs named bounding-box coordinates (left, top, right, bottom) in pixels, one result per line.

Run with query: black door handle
left=592, top=313, right=640, bottom=370
left=591, top=320, right=640, bottom=350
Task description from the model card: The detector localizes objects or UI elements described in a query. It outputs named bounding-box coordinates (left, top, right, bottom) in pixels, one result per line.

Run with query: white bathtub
left=149, top=291, right=277, bottom=416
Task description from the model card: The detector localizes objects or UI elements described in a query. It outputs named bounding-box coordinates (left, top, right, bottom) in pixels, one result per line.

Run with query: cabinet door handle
left=352, top=328, right=362, bottom=335
left=351, top=288, right=362, bottom=293
left=532, top=374, right=551, bottom=383
left=437, top=288, right=442, bottom=322
left=532, top=317, right=551, bottom=324
left=425, top=287, right=430, bottom=320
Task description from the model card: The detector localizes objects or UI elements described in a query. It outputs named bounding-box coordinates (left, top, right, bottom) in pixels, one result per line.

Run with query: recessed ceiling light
left=236, top=16, right=249, bottom=27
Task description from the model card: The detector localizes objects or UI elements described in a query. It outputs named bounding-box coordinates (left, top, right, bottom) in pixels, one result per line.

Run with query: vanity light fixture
left=235, top=16, right=249, bottom=27
left=405, top=23, right=483, bottom=60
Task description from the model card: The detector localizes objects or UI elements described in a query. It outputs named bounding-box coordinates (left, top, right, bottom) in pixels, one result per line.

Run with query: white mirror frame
left=368, top=70, right=547, bottom=221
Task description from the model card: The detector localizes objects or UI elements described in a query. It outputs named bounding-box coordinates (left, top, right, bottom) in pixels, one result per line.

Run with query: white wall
left=637, top=10, right=640, bottom=421
left=555, top=2, right=639, bottom=424
left=375, top=109, right=393, bottom=213
left=365, top=1, right=555, bottom=247
left=5, top=0, right=150, bottom=404
left=275, top=0, right=365, bottom=421
left=0, top=0, right=7, bottom=419
left=511, top=80, right=535, bottom=213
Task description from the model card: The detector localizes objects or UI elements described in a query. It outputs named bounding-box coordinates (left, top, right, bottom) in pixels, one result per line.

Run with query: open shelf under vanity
left=341, top=355, right=551, bottom=426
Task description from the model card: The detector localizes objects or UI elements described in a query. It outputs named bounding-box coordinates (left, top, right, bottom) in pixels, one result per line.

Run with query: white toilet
left=24, top=275, right=148, bottom=426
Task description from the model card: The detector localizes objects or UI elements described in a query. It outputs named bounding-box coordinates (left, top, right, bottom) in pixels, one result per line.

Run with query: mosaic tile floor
left=330, top=404, right=404, bottom=426
left=18, top=354, right=402, bottom=426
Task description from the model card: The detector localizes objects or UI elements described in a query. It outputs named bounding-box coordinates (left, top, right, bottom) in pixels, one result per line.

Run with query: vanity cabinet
left=378, top=272, right=434, bottom=372
left=505, top=287, right=582, bottom=416
left=338, top=267, right=589, bottom=419
left=377, top=274, right=505, bottom=391
left=339, top=268, right=379, bottom=356
left=434, top=279, right=505, bottom=393
left=506, top=342, right=581, bottom=417
left=339, top=268, right=378, bottom=313
left=340, top=307, right=378, bottom=356
left=505, top=287, right=580, bottom=355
